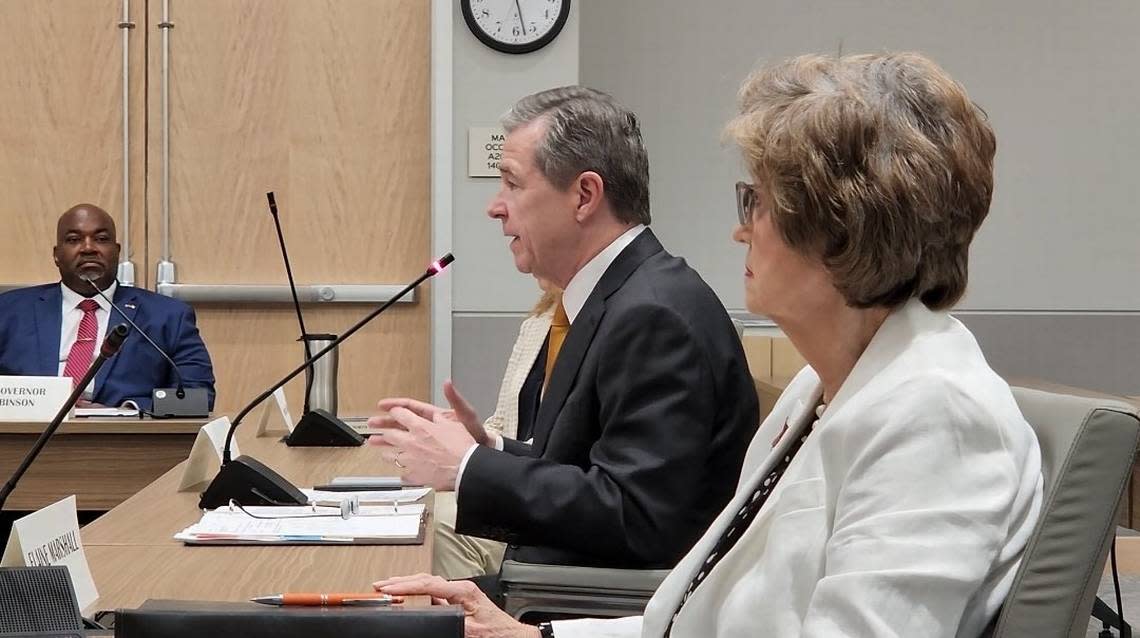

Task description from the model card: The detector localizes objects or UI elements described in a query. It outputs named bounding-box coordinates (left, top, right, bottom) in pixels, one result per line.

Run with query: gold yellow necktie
left=543, top=302, right=570, bottom=393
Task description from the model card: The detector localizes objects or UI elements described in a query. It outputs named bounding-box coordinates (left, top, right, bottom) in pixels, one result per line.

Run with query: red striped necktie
left=62, top=299, right=101, bottom=387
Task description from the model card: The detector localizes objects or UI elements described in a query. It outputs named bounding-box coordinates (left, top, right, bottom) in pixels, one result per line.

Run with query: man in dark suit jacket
left=371, top=88, right=758, bottom=582
left=0, top=204, right=215, bottom=411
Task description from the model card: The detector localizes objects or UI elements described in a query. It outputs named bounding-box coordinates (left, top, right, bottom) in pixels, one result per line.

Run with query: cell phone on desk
left=313, top=476, right=413, bottom=491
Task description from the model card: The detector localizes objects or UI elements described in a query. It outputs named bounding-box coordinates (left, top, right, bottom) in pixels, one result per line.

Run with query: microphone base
left=197, top=455, right=308, bottom=509
left=151, top=387, right=210, bottom=418
left=285, top=409, right=364, bottom=447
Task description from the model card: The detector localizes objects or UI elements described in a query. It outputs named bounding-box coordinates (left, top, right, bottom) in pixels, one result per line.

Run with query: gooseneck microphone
left=265, top=192, right=356, bottom=446
left=83, top=276, right=184, bottom=396
left=197, top=253, right=456, bottom=509
left=0, top=324, right=129, bottom=511
left=265, top=192, right=314, bottom=415
left=81, top=276, right=209, bottom=418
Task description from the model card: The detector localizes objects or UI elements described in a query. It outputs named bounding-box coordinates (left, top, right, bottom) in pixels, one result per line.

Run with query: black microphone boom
left=266, top=191, right=313, bottom=414
left=265, top=192, right=356, bottom=447
left=82, top=277, right=209, bottom=418
left=197, top=252, right=456, bottom=510
left=0, top=324, right=129, bottom=511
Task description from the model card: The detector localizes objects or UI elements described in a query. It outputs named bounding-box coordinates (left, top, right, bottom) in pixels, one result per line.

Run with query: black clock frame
left=461, top=0, right=571, bottom=55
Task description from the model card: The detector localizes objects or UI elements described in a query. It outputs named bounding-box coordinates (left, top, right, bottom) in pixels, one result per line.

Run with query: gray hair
left=501, top=86, right=651, bottom=225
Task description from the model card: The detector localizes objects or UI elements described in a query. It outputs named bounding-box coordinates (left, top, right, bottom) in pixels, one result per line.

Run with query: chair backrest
left=731, top=319, right=746, bottom=341
left=987, top=387, right=1139, bottom=638
left=0, top=565, right=83, bottom=637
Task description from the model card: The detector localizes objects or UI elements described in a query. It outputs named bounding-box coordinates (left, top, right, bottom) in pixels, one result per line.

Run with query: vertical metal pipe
left=117, top=0, right=136, bottom=286
left=161, top=0, right=169, bottom=262
left=156, top=0, right=175, bottom=284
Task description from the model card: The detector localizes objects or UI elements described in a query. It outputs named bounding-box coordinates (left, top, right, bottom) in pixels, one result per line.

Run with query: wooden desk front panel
left=0, top=421, right=201, bottom=511
left=86, top=544, right=428, bottom=611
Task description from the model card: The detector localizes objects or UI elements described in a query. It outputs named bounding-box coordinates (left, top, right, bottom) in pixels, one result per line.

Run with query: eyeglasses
left=735, top=181, right=758, bottom=226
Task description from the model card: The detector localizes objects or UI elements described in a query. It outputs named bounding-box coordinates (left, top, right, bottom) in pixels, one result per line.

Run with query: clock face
left=462, top=0, right=571, bottom=54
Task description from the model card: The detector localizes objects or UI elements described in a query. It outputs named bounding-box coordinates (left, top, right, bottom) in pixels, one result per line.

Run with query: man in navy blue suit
left=0, top=204, right=215, bottom=411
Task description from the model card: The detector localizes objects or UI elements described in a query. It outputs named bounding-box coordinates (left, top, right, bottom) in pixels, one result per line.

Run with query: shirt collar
left=61, top=280, right=118, bottom=313
left=562, top=225, right=646, bottom=323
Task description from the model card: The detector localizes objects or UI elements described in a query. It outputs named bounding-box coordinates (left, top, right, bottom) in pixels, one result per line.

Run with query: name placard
left=255, top=388, right=294, bottom=436
left=179, top=417, right=239, bottom=492
left=0, top=376, right=72, bottom=422
left=1, top=495, right=99, bottom=611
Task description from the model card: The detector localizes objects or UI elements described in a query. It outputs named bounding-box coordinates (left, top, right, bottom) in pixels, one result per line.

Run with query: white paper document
left=74, top=406, right=139, bottom=418
left=174, top=504, right=425, bottom=544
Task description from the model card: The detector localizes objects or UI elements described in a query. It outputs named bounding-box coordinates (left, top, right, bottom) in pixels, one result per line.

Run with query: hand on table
left=373, top=574, right=539, bottom=638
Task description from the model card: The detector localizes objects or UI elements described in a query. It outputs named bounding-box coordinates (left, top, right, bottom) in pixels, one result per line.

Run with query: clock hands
left=514, top=0, right=527, bottom=35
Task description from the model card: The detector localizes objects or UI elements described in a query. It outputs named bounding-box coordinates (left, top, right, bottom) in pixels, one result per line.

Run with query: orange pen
left=250, top=593, right=402, bottom=606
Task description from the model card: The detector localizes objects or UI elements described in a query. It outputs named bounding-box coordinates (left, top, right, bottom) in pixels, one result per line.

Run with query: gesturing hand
left=367, top=404, right=476, bottom=490
left=372, top=379, right=494, bottom=447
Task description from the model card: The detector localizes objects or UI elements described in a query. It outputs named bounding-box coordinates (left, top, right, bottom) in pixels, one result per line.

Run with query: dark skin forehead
left=56, top=204, right=117, bottom=243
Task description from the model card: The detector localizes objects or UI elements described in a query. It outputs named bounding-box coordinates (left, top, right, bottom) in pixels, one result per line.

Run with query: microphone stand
left=0, top=325, right=130, bottom=511
left=265, top=192, right=356, bottom=446
left=197, top=253, right=454, bottom=509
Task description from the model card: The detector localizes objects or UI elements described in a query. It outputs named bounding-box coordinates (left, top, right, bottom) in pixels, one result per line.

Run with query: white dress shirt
left=455, top=225, right=647, bottom=492
left=58, top=281, right=117, bottom=399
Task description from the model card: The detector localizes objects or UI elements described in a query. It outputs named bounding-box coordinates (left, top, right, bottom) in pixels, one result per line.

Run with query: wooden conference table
left=78, top=425, right=432, bottom=611
left=0, top=418, right=203, bottom=511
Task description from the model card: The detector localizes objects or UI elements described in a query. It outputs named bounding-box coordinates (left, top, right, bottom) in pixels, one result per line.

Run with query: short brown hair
left=725, top=52, right=996, bottom=310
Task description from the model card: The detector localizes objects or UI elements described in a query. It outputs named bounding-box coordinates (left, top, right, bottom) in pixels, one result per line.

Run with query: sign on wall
left=468, top=126, right=506, bottom=177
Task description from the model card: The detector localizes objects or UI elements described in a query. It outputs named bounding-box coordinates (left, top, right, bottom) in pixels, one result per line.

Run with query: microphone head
left=428, top=253, right=455, bottom=275
left=266, top=192, right=278, bottom=214
left=100, top=324, right=130, bottom=357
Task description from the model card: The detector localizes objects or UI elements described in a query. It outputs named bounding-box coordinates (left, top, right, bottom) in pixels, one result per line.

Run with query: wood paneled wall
left=1, top=1, right=432, bottom=416
left=0, top=0, right=146, bottom=283
left=148, top=1, right=431, bottom=414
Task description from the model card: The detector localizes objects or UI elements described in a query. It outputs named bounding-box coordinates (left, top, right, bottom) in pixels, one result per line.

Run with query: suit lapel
left=531, top=230, right=666, bottom=455
left=33, top=286, right=63, bottom=376
left=94, top=286, right=140, bottom=395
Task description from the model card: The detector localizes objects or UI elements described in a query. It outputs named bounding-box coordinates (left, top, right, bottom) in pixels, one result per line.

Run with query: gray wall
left=451, top=2, right=578, bottom=314
left=579, top=0, right=1140, bottom=313
left=450, top=0, right=1139, bottom=412
left=449, top=1, right=579, bottom=415
left=574, top=0, right=1139, bottom=396
left=957, top=312, right=1140, bottom=396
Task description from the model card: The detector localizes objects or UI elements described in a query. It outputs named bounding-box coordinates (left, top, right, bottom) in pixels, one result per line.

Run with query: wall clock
left=462, top=0, right=571, bottom=55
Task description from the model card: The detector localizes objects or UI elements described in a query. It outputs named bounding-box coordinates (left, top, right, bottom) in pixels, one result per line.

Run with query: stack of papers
left=75, top=406, right=139, bottom=418
left=174, top=504, right=425, bottom=545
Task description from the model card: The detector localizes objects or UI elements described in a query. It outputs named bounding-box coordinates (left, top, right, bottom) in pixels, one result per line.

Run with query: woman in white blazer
left=375, top=52, right=1044, bottom=638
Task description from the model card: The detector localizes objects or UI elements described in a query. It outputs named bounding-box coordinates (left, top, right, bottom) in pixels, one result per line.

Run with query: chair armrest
left=500, top=560, right=669, bottom=595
